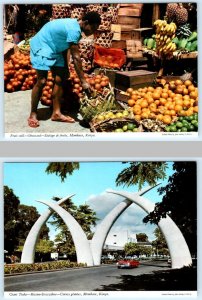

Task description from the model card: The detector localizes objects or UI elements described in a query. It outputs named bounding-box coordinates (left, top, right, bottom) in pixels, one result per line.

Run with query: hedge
left=4, top=260, right=87, bottom=274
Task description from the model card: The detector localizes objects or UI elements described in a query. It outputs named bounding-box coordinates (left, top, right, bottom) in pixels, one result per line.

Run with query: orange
left=128, top=99, right=136, bottom=107
left=183, top=100, right=191, bottom=108
left=141, top=112, right=149, bottom=119
left=140, top=100, right=149, bottom=108
left=188, top=85, right=195, bottom=93
left=156, top=114, right=163, bottom=121
left=170, top=110, right=176, bottom=116
left=131, top=94, right=138, bottom=100
left=185, top=107, right=194, bottom=116
left=183, top=88, right=189, bottom=95
left=175, top=79, right=183, bottom=86
left=133, top=107, right=141, bottom=115
left=178, top=110, right=186, bottom=117
left=189, top=91, right=198, bottom=100
left=149, top=112, right=156, bottom=119
left=175, top=104, right=183, bottom=112
left=175, top=99, right=183, bottom=106
left=134, top=115, right=141, bottom=121
left=162, top=115, right=172, bottom=124
left=175, top=85, right=184, bottom=94
left=161, top=92, right=169, bottom=99
left=160, top=98, right=167, bottom=105
left=147, top=86, right=154, bottom=92
left=153, top=92, right=161, bottom=100
left=127, top=88, right=133, bottom=94
left=183, top=95, right=190, bottom=101
left=193, top=106, right=198, bottom=113
left=184, top=80, right=192, bottom=87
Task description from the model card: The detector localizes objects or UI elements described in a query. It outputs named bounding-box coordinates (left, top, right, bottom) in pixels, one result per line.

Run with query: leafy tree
left=144, top=162, right=197, bottom=256
left=4, top=186, right=50, bottom=254
left=50, top=197, right=98, bottom=259
left=18, top=204, right=49, bottom=241
left=124, top=242, right=152, bottom=258
left=46, top=162, right=79, bottom=182
left=136, top=233, right=148, bottom=242
left=116, top=162, right=168, bottom=190
left=152, top=228, right=169, bottom=257
left=35, top=239, right=55, bottom=254
left=4, top=186, right=20, bottom=253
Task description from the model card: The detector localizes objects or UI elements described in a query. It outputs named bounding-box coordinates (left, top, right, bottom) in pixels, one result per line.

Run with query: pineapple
left=166, top=3, right=179, bottom=22
left=175, top=4, right=188, bottom=25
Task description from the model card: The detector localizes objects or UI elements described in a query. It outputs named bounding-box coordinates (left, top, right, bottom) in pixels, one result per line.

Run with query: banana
left=166, top=42, right=173, bottom=51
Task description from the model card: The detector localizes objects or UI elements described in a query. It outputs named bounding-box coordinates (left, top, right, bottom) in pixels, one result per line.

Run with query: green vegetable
left=185, top=41, right=192, bottom=51
left=172, top=37, right=179, bottom=46
left=147, top=38, right=155, bottom=49
left=178, top=38, right=188, bottom=49
left=190, top=40, right=197, bottom=51
left=127, top=123, right=135, bottom=130
left=143, top=38, right=148, bottom=46
left=188, top=31, right=197, bottom=42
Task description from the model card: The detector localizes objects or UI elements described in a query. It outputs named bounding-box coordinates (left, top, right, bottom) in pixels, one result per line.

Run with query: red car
left=117, top=259, right=140, bottom=269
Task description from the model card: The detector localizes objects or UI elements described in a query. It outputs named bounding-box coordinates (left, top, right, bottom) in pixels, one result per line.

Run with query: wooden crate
left=132, top=27, right=153, bottom=42
left=119, top=4, right=143, bottom=10
left=111, top=24, right=121, bottom=41
left=121, top=31, right=133, bottom=40
left=118, top=16, right=141, bottom=26
left=126, top=40, right=143, bottom=58
left=111, top=40, right=126, bottom=49
left=118, top=7, right=142, bottom=17
left=115, top=70, right=157, bottom=91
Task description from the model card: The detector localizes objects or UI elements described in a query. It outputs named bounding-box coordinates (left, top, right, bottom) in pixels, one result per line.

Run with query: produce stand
left=143, top=48, right=198, bottom=59
left=4, top=3, right=198, bottom=136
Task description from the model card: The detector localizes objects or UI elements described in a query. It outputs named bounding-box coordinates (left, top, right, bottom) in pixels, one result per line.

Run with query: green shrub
left=4, top=260, right=87, bottom=274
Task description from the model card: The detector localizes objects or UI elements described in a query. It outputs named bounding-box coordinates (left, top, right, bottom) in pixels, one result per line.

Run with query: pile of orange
left=126, top=79, right=198, bottom=124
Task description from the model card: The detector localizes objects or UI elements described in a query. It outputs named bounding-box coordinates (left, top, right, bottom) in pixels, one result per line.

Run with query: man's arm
left=69, top=43, right=90, bottom=90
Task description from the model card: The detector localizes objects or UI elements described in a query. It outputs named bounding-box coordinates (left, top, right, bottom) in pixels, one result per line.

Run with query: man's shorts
left=30, top=48, right=65, bottom=71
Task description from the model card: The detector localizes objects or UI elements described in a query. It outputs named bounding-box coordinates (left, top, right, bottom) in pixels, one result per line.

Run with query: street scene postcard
left=4, top=161, right=197, bottom=297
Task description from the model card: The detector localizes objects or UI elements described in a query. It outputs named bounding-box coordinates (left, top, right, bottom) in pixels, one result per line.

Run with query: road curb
left=4, top=264, right=112, bottom=277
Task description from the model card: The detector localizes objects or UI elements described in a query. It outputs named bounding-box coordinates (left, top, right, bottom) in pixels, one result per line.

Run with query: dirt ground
left=4, top=90, right=91, bottom=135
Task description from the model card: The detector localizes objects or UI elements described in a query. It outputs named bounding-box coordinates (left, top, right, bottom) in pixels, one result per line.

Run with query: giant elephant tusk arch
left=91, top=184, right=160, bottom=265
left=21, top=194, right=75, bottom=264
left=107, top=189, right=192, bottom=269
left=36, top=200, right=94, bottom=266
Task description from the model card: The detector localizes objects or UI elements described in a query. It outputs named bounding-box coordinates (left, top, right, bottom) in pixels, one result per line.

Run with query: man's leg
left=28, top=70, right=47, bottom=127
left=51, top=66, right=75, bottom=123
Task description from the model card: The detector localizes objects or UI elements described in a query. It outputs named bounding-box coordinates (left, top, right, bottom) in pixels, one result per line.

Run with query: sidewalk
left=4, top=90, right=91, bottom=134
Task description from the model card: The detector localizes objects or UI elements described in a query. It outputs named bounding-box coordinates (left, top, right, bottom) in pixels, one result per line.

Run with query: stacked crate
left=111, top=4, right=143, bottom=50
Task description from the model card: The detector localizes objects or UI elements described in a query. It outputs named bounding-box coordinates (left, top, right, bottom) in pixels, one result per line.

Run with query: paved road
left=5, top=261, right=169, bottom=291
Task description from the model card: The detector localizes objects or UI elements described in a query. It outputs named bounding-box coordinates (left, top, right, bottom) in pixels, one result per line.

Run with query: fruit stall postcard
left=3, top=2, right=199, bottom=140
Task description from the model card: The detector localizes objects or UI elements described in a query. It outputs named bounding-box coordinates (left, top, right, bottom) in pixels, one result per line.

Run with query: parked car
left=167, top=258, right=171, bottom=266
left=117, top=259, right=140, bottom=269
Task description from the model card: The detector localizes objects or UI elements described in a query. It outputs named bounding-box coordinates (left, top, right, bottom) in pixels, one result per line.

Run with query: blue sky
left=4, top=161, right=174, bottom=241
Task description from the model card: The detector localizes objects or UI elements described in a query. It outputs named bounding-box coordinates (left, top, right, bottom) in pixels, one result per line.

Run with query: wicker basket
left=70, top=5, right=85, bottom=20
left=90, top=111, right=140, bottom=132
left=79, top=88, right=117, bottom=123
left=52, top=4, right=72, bottom=19
left=94, top=31, right=114, bottom=48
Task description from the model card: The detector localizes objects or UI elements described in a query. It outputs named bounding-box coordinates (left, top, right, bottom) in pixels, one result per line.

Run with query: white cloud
left=87, top=190, right=157, bottom=241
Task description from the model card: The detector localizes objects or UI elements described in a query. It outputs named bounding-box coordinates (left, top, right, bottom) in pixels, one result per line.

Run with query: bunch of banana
left=154, top=19, right=177, bottom=58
